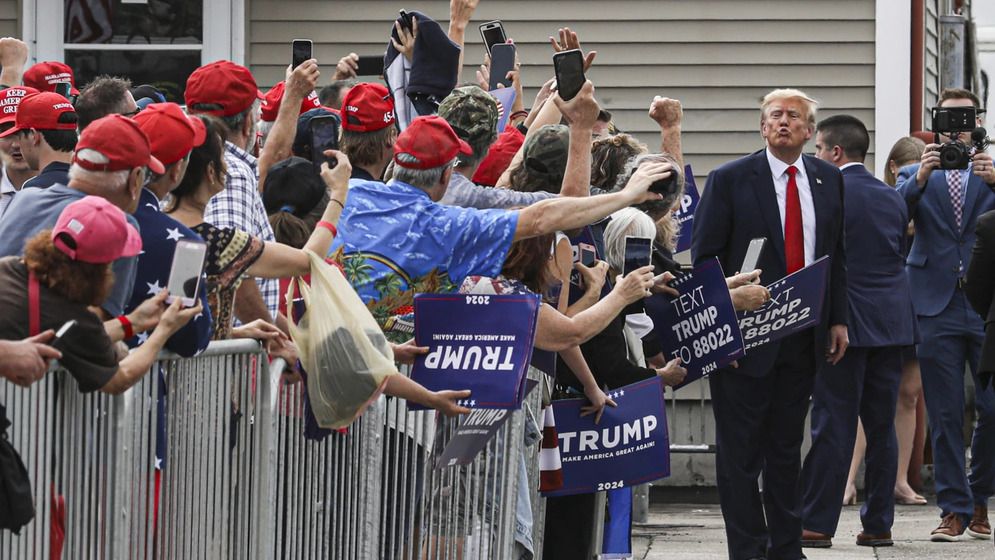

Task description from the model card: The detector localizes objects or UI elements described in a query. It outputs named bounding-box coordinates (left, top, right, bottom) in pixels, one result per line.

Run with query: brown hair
left=939, top=88, right=981, bottom=109
left=269, top=211, right=311, bottom=249
left=340, top=126, right=397, bottom=169
left=23, top=230, right=114, bottom=306
left=884, top=136, right=926, bottom=186
left=501, top=232, right=556, bottom=295
left=590, top=133, right=647, bottom=190
left=166, top=115, right=227, bottom=212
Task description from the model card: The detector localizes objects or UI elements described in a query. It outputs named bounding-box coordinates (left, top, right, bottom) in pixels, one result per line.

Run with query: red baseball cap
left=393, top=116, right=472, bottom=170
left=472, top=125, right=525, bottom=186
left=260, top=81, right=322, bottom=122
left=73, top=114, right=165, bottom=174
left=52, top=196, right=142, bottom=264
left=0, top=92, right=77, bottom=138
left=341, top=83, right=395, bottom=133
left=0, top=86, right=40, bottom=126
left=184, top=60, right=263, bottom=117
left=134, top=103, right=207, bottom=165
left=23, top=62, right=79, bottom=95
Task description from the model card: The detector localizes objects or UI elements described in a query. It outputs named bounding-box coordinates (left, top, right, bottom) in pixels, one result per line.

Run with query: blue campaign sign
left=738, top=256, right=830, bottom=350
left=646, top=257, right=745, bottom=389
left=408, top=293, right=540, bottom=410
left=489, top=87, right=517, bottom=132
left=674, top=164, right=700, bottom=253
left=543, top=377, right=671, bottom=497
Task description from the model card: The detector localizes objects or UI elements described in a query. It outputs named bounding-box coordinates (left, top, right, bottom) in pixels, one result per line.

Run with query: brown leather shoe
left=968, top=504, right=992, bottom=540
left=930, top=512, right=966, bottom=542
left=801, top=529, right=832, bottom=548
left=856, top=531, right=893, bottom=547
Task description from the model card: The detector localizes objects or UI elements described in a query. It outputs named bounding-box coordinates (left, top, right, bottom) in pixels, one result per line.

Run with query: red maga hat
left=260, top=81, right=322, bottom=122
left=393, top=116, right=471, bottom=170
left=73, top=114, right=165, bottom=174
left=23, top=61, right=79, bottom=95
left=184, top=60, right=263, bottom=117
left=52, top=196, right=142, bottom=264
left=0, top=92, right=77, bottom=138
left=134, top=103, right=207, bottom=165
left=0, top=86, right=40, bottom=126
left=341, top=82, right=395, bottom=133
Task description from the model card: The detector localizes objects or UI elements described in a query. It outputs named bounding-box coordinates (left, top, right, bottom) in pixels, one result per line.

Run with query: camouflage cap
left=523, top=124, right=570, bottom=181
left=437, top=86, right=498, bottom=155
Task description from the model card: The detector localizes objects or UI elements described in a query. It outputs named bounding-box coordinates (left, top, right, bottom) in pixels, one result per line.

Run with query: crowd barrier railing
left=0, top=340, right=547, bottom=559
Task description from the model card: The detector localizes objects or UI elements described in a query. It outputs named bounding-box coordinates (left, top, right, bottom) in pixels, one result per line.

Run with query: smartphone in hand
left=292, top=39, right=312, bottom=69
left=622, top=236, right=653, bottom=277
left=479, top=20, right=507, bottom=56
left=167, top=240, right=208, bottom=307
left=488, top=44, right=516, bottom=90
left=741, top=237, right=766, bottom=275
left=309, top=114, right=340, bottom=172
left=553, top=49, right=585, bottom=101
left=356, top=55, right=384, bottom=76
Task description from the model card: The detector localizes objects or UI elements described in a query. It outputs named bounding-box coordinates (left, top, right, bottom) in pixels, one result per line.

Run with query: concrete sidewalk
left=632, top=502, right=994, bottom=559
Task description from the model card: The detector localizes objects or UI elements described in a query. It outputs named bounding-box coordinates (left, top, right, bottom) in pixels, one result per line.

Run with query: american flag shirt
left=204, top=142, right=279, bottom=320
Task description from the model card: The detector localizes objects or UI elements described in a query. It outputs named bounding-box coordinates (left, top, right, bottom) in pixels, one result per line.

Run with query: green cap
left=523, top=124, right=570, bottom=181
left=437, top=86, right=498, bottom=155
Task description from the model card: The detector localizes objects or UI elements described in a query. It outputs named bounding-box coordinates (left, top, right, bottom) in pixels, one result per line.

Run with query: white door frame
left=874, top=0, right=913, bottom=178
left=21, top=0, right=245, bottom=66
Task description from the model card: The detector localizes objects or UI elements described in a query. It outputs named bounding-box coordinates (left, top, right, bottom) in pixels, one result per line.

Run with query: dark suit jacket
left=840, top=165, right=917, bottom=347
left=966, top=210, right=995, bottom=387
left=691, top=149, right=847, bottom=378
left=897, top=165, right=995, bottom=317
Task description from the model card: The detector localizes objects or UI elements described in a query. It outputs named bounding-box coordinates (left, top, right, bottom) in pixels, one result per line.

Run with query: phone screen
left=622, top=237, right=653, bottom=277
left=356, top=55, right=384, bottom=76
left=579, top=243, right=596, bottom=267
left=479, top=21, right=507, bottom=55
left=54, top=82, right=72, bottom=100
left=488, top=44, right=516, bottom=91
left=554, top=50, right=585, bottom=101
left=292, top=39, right=312, bottom=69
left=310, top=115, right=340, bottom=171
left=741, top=237, right=766, bottom=274
left=167, top=240, right=207, bottom=307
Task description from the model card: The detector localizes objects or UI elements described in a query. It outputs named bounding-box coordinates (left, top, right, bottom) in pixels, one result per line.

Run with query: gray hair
left=603, top=207, right=657, bottom=273
left=393, top=155, right=455, bottom=190
left=68, top=149, right=131, bottom=191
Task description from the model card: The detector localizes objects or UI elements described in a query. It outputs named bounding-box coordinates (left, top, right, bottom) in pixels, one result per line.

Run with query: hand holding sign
left=737, top=257, right=829, bottom=350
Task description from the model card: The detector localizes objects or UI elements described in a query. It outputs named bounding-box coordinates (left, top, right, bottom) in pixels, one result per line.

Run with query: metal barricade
left=0, top=340, right=544, bottom=559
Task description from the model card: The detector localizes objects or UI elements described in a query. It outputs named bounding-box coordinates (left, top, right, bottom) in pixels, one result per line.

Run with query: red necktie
left=784, top=165, right=804, bottom=274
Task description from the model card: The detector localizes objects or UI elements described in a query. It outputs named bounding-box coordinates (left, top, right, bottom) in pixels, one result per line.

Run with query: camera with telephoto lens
left=930, top=106, right=988, bottom=170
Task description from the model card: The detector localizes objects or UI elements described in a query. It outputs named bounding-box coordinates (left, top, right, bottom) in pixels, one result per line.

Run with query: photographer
left=896, top=88, right=995, bottom=542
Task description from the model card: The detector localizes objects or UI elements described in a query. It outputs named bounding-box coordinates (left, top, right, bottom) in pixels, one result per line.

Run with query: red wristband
left=316, top=220, right=337, bottom=237
left=117, top=315, right=135, bottom=340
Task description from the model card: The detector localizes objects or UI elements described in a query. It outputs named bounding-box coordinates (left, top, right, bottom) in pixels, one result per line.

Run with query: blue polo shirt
left=125, top=188, right=213, bottom=356
left=330, top=179, right=518, bottom=334
left=23, top=161, right=71, bottom=190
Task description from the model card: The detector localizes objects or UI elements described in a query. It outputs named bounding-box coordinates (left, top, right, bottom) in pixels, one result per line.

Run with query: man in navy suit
left=798, top=115, right=916, bottom=549
left=896, top=88, right=995, bottom=542
left=692, top=88, right=848, bottom=560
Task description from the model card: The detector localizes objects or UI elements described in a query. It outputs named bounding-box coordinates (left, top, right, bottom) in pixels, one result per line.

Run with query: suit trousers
left=917, top=291, right=995, bottom=520
left=800, top=346, right=903, bottom=536
left=710, top=332, right=815, bottom=560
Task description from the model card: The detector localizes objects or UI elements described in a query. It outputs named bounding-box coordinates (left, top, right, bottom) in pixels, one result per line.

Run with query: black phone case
left=488, top=45, right=516, bottom=91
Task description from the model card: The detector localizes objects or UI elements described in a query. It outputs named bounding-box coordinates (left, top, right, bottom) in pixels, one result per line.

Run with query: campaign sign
left=738, top=256, right=830, bottom=350
left=543, top=377, right=670, bottom=497
left=646, top=257, right=744, bottom=389
left=674, top=164, right=700, bottom=253
left=489, top=87, right=517, bottom=132
left=408, top=293, right=540, bottom=410
left=437, top=378, right=539, bottom=467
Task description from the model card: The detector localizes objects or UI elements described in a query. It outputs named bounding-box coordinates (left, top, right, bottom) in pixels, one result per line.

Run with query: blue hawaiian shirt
left=330, top=179, right=518, bottom=334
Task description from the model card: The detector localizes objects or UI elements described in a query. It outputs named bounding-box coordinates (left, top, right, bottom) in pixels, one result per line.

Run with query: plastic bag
left=287, top=250, right=397, bottom=428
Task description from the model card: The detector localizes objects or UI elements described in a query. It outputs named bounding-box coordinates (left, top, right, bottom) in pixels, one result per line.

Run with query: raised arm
left=248, top=151, right=352, bottom=279
left=258, top=60, right=320, bottom=191
left=649, top=96, right=684, bottom=167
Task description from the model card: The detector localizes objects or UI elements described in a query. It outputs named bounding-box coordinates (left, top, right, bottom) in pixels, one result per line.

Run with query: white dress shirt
left=766, top=149, right=816, bottom=267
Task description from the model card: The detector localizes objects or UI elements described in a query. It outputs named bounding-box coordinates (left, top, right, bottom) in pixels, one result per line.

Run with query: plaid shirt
left=204, top=142, right=279, bottom=320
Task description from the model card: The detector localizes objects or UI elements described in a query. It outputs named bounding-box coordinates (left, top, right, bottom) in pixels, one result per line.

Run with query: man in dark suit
left=798, top=115, right=916, bottom=549
left=692, top=88, right=848, bottom=560
left=896, top=88, right=995, bottom=542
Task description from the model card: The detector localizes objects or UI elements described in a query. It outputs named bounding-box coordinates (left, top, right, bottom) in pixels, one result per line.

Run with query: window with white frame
left=28, top=0, right=242, bottom=102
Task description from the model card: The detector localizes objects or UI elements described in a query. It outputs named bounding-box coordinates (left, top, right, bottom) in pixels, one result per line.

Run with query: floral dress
left=191, top=223, right=265, bottom=340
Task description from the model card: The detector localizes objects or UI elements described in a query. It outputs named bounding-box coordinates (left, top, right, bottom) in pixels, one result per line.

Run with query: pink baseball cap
left=52, top=196, right=142, bottom=264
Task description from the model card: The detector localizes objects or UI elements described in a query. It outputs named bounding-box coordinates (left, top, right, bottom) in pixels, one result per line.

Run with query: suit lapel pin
left=816, top=178, right=823, bottom=185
